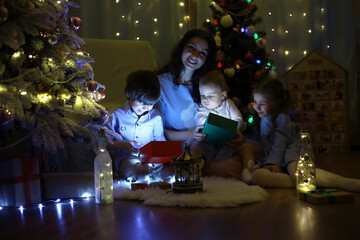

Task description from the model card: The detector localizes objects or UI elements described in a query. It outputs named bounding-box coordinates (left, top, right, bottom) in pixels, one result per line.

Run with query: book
left=202, top=113, right=238, bottom=146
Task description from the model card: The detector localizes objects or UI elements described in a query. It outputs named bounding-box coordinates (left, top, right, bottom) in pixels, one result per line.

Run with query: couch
left=82, top=38, right=159, bottom=110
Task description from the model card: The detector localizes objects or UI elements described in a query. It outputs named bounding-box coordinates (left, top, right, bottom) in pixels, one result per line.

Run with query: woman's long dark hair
left=158, top=29, right=216, bottom=103
left=252, top=79, right=292, bottom=141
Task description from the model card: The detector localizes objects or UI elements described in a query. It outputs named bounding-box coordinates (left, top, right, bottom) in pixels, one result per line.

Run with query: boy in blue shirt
left=105, top=70, right=166, bottom=181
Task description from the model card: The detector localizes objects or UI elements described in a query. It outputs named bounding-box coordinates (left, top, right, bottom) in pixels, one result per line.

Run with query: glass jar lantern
left=295, top=129, right=316, bottom=193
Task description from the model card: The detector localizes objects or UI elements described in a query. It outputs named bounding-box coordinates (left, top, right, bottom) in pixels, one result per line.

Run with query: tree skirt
left=113, top=177, right=268, bottom=208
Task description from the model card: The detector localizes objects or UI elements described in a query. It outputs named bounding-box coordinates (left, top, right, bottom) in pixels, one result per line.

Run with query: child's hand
left=120, top=141, right=139, bottom=154
left=225, top=130, right=245, bottom=148
left=193, top=125, right=206, bottom=142
left=263, top=164, right=282, bottom=173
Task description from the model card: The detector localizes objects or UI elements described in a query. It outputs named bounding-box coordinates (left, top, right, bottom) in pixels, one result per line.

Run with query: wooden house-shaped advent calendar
left=285, top=51, right=349, bottom=154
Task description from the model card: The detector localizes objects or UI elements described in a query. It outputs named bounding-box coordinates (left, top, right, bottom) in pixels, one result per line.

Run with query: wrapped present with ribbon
left=0, top=157, right=42, bottom=207
left=298, top=189, right=354, bottom=204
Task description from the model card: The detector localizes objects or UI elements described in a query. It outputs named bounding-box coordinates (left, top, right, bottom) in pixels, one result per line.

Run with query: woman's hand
left=193, top=125, right=206, bottom=142
left=225, top=130, right=245, bottom=148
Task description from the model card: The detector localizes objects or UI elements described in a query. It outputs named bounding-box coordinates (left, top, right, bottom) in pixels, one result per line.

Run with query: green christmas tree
left=0, top=0, right=109, bottom=154
left=203, top=0, right=276, bottom=115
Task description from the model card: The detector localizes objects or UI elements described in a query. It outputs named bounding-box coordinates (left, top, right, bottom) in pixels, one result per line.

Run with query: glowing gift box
left=140, top=141, right=183, bottom=164
left=0, top=157, right=42, bottom=207
left=298, top=189, right=354, bottom=204
left=202, top=113, right=238, bottom=146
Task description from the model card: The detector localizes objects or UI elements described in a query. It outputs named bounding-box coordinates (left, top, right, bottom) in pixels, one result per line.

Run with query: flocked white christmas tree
left=0, top=0, right=110, bottom=154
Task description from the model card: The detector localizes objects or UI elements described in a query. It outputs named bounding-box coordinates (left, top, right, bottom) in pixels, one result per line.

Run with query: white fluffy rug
left=113, top=177, right=268, bottom=208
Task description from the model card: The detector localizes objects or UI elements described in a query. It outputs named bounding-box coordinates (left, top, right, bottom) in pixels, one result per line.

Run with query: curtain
left=70, top=0, right=188, bottom=67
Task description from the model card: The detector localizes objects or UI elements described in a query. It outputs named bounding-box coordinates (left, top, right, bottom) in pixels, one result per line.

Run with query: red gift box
left=0, top=157, right=42, bottom=207
left=139, top=141, right=183, bottom=164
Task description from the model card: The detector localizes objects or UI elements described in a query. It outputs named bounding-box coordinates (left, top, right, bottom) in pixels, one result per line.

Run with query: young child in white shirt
left=191, top=70, right=254, bottom=180
left=105, top=70, right=166, bottom=181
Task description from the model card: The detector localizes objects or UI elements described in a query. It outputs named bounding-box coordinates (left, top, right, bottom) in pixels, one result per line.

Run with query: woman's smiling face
left=181, top=37, right=208, bottom=72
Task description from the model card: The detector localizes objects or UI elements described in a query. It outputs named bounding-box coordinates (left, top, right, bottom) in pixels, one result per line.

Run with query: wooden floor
left=1, top=150, right=360, bottom=240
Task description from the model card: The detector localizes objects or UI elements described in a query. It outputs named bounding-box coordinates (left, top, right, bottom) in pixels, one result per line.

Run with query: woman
left=157, top=29, right=247, bottom=179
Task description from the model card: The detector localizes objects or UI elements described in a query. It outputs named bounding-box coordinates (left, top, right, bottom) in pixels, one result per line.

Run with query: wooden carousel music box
left=171, top=144, right=203, bottom=194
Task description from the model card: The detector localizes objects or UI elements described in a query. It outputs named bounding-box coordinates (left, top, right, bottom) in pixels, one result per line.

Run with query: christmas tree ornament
left=69, top=16, right=82, bottom=31
left=248, top=2, right=257, bottom=10
left=245, top=52, right=253, bottom=60
left=254, top=70, right=262, bottom=79
left=58, top=88, right=71, bottom=100
left=86, top=80, right=97, bottom=92
left=220, top=15, right=233, bottom=28
left=219, top=0, right=228, bottom=8
left=22, top=44, right=40, bottom=68
left=295, top=129, right=316, bottom=193
left=214, top=31, right=222, bottom=47
left=256, top=38, right=266, bottom=48
left=0, top=108, right=11, bottom=125
left=35, top=80, right=51, bottom=94
left=216, top=50, right=225, bottom=62
left=172, top=143, right=203, bottom=194
left=39, top=26, right=52, bottom=38
left=0, top=6, right=8, bottom=22
left=234, top=59, right=243, bottom=69
left=48, top=34, right=58, bottom=45
left=245, top=25, right=256, bottom=37
left=82, top=63, right=94, bottom=79
left=224, top=67, right=235, bottom=78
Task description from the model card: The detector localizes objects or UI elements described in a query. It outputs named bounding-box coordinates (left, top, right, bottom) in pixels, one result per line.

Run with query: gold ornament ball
left=220, top=15, right=233, bottom=28
left=58, top=88, right=71, bottom=100
left=224, top=67, right=235, bottom=78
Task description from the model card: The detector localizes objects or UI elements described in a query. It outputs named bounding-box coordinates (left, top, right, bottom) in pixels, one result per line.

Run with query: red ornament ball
left=216, top=50, right=225, bottom=62
left=256, top=38, right=266, bottom=48
left=0, top=108, right=11, bottom=125
left=36, top=80, right=51, bottom=94
left=254, top=71, right=262, bottom=80
left=245, top=52, right=253, bottom=60
left=69, top=16, right=82, bottom=31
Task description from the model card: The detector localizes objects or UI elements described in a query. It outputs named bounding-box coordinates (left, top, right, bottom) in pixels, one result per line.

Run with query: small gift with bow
left=0, top=157, right=42, bottom=207
left=298, top=189, right=354, bottom=204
